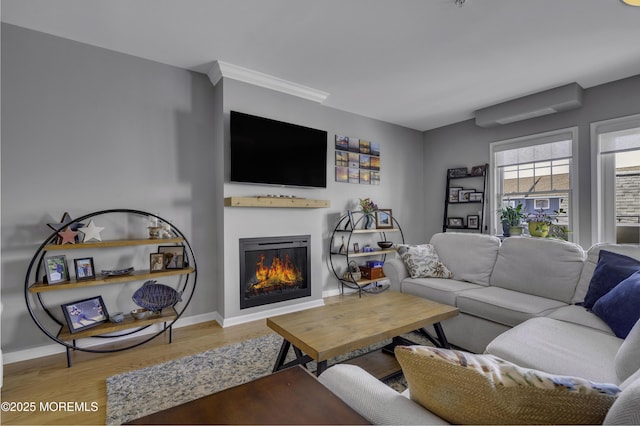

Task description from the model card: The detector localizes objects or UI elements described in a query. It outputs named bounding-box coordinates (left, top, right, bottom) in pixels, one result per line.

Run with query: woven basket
left=342, top=261, right=362, bottom=282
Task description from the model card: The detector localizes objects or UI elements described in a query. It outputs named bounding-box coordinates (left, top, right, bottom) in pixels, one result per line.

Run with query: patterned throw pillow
left=396, top=244, right=453, bottom=279
left=395, top=346, right=620, bottom=425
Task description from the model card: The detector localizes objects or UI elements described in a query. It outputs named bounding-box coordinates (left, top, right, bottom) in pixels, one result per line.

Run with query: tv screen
left=230, top=111, right=328, bottom=188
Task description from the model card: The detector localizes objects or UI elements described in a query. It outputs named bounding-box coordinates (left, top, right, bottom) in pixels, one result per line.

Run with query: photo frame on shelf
left=61, top=296, right=108, bottom=334
left=150, top=253, right=165, bottom=272
left=158, top=246, right=185, bottom=269
left=470, top=164, right=486, bottom=176
left=448, top=167, right=468, bottom=178
left=73, top=257, right=95, bottom=281
left=447, top=217, right=464, bottom=228
left=467, top=215, right=480, bottom=229
left=353, top=242, right=360, bottom=253
left=458, top=189, right=474, bottom=202
left=469, top=192, right=483, bottom=202
left=375, top=209, right=393, bottom=229
left=448, top=187, right=462, bottom=203
left=45, top=254, right=69, bottom=284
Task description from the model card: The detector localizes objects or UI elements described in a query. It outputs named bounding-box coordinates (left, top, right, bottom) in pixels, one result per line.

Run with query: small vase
left=363, top=213, right=375, bottom=229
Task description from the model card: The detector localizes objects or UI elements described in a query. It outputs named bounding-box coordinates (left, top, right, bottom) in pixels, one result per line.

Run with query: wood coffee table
left=267, top=291, right=459, bottom=376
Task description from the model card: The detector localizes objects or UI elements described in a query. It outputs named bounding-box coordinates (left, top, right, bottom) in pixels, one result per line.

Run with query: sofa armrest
left=383, top=258, right=408, bottom=292
left=318, top=364, right=448, bottom=425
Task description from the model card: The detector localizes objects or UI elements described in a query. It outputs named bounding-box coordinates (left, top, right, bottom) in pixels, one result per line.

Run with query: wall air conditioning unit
left=474, top=82, right=584, bottom=127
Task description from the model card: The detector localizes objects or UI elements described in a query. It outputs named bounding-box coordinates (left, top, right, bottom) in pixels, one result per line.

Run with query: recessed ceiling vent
left=474, top=83, right=583, bottom=127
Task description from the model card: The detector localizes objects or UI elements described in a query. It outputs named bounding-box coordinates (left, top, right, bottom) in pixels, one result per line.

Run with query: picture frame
left=470, top=164, right=486, bottom=176
left=458, top=189, right=474, bottom=203
left=469, top=192, right=483, bottom=202
left=448, top=167, right=468, bottom=178
left=158, top=245, right=186, bottom=269
left=467, top=215, right=480, bottom=229
left=44, top=254, right=70, bottom=284
left=61, top=296, right=108, bottom=334
left=375, top=209, right=393, bottom=229
left=448, top=187, right=462, bottom=203
left=447, top=217, right=464, bottom=228
left=353, top=242, right=360, bottom=253
left=150, top=253, right=165, bottom=272
left=73, top=257, right=96, bottom=281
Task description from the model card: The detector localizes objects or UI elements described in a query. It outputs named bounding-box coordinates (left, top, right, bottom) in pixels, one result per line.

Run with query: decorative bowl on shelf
left=109, top=312, right=125, bottom=323
left=101, top=267, right=134, bottom=277
left=131, top=308, right=148, bottom=320
left=132, top=280, right=182, bottom=313
left=377, top=241, right=394, bottom=249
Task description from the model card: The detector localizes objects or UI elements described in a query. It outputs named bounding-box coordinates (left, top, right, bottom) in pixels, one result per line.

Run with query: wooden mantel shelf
left=224, top=197, right=330, bottom=208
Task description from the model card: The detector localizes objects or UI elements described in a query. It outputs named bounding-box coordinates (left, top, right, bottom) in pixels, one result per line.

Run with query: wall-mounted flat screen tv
left=230, top=111, right=328, bottom=188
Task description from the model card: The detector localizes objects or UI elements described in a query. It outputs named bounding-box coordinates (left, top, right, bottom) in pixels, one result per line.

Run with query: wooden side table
left=127, top=366, right=369, bottom=425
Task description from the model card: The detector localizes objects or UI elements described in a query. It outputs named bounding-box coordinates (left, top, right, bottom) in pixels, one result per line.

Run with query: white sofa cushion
left=318, top=364, right=447, bottom=425
left=401, top=277, right=482, bottom=306
left=546, top=304, right=613, bottom=334
left=490, top=237, right=585, bottom=303
left=486, top=317, right=622, bottom=384
left=429, top=232, right=501, bottom=286
left=615, top=319, right=640, bottom=383
left=573, top=243, right=640, bottom=304
left=456, top=286, right=566, bottom=327
left=605, top=369, right=640, bottom=425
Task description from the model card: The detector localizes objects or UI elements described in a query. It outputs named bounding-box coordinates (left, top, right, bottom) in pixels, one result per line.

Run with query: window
left=490, top=128, right=578, bottom=240
left=592, top=114, right=640, bottom=244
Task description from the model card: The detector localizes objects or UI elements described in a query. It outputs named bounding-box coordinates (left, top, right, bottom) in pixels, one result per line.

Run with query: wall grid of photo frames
left=334, top=135, right=381, bottom=185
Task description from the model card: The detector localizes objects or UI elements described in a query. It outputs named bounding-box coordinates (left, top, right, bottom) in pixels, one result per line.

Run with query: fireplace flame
left=252, top=253, right=303, bottom=290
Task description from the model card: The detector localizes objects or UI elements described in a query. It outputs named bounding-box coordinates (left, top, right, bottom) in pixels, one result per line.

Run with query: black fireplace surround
left=239, top=235, right=311, bottom=309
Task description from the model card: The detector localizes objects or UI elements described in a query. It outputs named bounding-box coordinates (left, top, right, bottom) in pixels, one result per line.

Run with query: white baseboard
left=3, top=311, right=220, bottom=365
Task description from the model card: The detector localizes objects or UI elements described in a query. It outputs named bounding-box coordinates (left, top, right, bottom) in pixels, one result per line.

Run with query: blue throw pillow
left=592, top=271, right=640, bottom=338
left=582, top=250, right=640, bottom=309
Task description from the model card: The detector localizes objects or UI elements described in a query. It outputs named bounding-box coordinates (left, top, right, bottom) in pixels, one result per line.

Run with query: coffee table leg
left=273, top=339, right=292, bottom=373
left=433, top=322, right=451, bottom=349
left=417, top=322, right=451, bottom=349
left=316, top=360, right=328, bottom=377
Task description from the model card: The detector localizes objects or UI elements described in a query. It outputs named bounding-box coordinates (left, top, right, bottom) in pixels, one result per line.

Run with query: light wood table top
left=267, top=291, right=458, bottom=363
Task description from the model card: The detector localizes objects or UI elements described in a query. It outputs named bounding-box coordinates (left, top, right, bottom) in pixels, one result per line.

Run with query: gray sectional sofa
left=319, top=233, right=640, bottom=424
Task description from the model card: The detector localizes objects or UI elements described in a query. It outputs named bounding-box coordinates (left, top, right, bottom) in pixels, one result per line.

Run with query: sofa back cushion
left=615, top=318, right=640, bottom=383
left=573, top=243, right=640, bottom=304
left=429, top=232, right=501, bottom=286
left=490, top=237, right=585, bottom=303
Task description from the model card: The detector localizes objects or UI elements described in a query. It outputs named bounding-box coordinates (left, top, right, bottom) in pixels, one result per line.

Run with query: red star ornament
left=58, top=227, right=78, bottom=245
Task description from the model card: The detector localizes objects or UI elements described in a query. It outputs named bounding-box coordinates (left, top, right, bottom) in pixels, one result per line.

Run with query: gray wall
left=1, top=24, right=425, bottom=355
left=423, top=75, right=640, bottom=248
left=1, top=24, right=218, bottom=354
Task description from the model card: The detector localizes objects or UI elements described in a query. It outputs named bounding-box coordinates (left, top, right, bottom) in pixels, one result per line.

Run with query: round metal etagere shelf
left=24, top=209, right=197, bottom=367
left=328, top=211, right=404, bottom=296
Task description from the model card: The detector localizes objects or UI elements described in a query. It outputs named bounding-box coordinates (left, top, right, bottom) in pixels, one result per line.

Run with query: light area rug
left=106, top=331, right=428, bottom=425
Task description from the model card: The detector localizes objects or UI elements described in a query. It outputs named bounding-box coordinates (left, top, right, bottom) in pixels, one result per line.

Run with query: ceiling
left=3, top=0, right=640, bottom=131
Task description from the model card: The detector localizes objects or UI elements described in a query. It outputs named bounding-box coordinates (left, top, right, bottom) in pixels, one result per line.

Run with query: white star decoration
left=79, top=220, right=104, bottom=242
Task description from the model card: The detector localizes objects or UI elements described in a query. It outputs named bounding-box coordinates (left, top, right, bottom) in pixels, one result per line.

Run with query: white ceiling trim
left=207, top=60, right=330, bottom=104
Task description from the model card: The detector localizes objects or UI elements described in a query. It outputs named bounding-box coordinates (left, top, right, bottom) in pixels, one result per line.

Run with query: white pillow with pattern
left=396, top=244, right=453, bottom=279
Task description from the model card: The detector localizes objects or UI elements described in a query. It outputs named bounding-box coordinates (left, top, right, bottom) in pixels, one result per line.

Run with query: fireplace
left=239, top=235, right=311, bottom=309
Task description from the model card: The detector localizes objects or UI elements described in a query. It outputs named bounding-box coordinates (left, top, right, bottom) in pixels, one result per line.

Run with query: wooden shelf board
left=224, top=197, right=330, bottom=208
left=342, top=277, right=387, bottom=287
left=44, top=237, right=184, bottom=251
left=331, top=249, right=396, bottom=258
left=29, top=267, right=195, bottom=293
left=58, top=307, right=177, bottom=341
left=336, top=228, right=401, bottom=234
